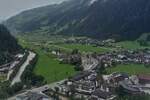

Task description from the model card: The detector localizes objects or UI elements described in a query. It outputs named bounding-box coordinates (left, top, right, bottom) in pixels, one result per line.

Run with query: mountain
left=4, top=0, right=150, bottom=40
left=0, top=24, right=21, bottom=65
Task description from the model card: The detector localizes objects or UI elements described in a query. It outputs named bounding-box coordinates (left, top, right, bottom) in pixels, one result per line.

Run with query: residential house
left=138, top=74, right=150, bottom=84
left=91, top=89, right=116, bottom=100
left=119, top=81, right=141, bottom=95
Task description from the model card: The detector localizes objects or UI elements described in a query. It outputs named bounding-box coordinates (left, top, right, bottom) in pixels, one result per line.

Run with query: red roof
left=138, top=74, right=150, bottom=80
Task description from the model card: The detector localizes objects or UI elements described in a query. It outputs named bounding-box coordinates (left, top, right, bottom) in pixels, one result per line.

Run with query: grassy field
left=52, top=43, right=114, bottom=53
left=18, top=36, right=114, bottom=53
left=17, top=34, right=67, bottom=43
left=54, top=41, right=150, bottom=53
left=116, top=41, right=150, bottom=50
left=107, top=64, right=150, bottom=75
left=33, top=50, right=76, bottom=83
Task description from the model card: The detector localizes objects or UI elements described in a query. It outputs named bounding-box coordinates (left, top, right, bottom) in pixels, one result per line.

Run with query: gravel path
left=11, top=51, right=36, bottom=85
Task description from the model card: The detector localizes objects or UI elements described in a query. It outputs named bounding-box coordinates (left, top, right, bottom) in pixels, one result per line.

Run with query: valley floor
left=17, top=35, right=150, bottom=83
left=18, top=37, right=76, bottom=83
left=5, top=35, right=150, bottom=100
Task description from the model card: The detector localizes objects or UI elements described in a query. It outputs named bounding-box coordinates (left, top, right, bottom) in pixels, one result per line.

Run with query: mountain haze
left=5, top=0, right=150, bottom=40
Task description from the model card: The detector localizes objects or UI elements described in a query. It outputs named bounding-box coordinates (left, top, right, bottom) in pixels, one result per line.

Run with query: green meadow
left=107, top=64, right=150, bottom=75
left=33, top=50, right=76, bottom=83
left=116, top=41, right=150, bottom=50
left=51, top=43, right=114, bottom=53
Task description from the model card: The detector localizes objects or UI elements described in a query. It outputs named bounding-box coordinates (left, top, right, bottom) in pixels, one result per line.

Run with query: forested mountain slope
left=5, top=0, right=150, bottom=40
left=0, top=24, right=21, bottom=65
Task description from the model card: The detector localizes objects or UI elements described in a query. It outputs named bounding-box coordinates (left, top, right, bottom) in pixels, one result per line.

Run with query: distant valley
left=1, top=0, right=150, bottom=99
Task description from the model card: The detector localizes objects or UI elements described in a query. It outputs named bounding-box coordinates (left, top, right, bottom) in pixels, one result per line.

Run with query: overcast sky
left=0, top=0, right=66, bottom=21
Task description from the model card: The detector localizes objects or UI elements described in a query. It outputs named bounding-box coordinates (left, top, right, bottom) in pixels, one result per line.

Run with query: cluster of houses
left=103, top=72, right=150, bottom=95
left=64, top=37, right=118, bottom=48
left=48, top=71, right=150, bottom=100
left=15, top=70, right=150, bottom=100
left=0, top=53, right=24, bottom=80
left=118, top=50, right=148, bottom=64
left=14, top=40, right=150, bottom=100
left=64, top=37, right=99, bottom=45
left=47, top=48, right=150, bottom=100
left=98, top=49, right=150, bottom=66
left=52, top=39, right=149, bottom=74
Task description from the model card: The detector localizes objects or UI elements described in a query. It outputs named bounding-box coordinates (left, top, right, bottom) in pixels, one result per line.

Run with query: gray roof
left=71, top=71, right=92, bottom=81
left=17, top=92, right=49, bottom=100
left=119, top=81, right=140, bottom=92
left=92, top=89, right=113, bottom=99
left=112, top=72, right=129, bottom=78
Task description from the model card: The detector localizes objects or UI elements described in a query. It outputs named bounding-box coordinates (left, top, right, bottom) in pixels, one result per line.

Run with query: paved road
left=8, top=80, right=66, bottom=100
left=11, top=51, right=36, bottom=86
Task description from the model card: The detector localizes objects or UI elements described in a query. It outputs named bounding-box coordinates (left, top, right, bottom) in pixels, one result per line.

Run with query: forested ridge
left=0, top=24, right=21, bottom=65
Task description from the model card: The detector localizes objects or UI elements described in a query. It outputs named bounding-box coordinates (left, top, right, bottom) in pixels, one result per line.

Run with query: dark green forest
left=0, top=24, right=21, bottom=65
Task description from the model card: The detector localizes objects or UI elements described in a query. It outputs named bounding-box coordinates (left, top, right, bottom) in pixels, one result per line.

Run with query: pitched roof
left=112, top=72, right=129, bottom=78
left=71, top=71, right=92, bottom=81
left=119, top=81, right=140, bottom=92
left=92, top=89, right=113, bottom=99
